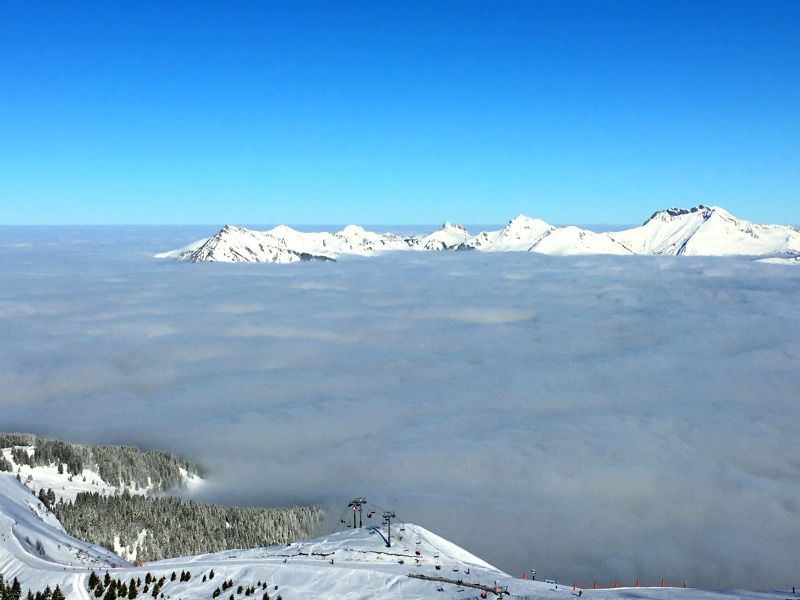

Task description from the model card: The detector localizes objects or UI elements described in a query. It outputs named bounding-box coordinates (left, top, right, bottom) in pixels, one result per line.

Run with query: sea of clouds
left=1, top=225, right=798, bottom=589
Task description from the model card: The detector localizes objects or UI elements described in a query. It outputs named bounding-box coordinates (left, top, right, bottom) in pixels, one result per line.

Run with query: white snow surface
left=3, top=447, right=132, bottom=503
left=1, top=446, right=204, bottom=504
left=0, top=474, right=129, bottom=596
left=1, top=445, right=204, bottom=566
left=756, top=255, right=800, bottom=265
left=156, top=206, right=800, bottom=263
left=611, top=205, right=800, bottom=256
left=0, top=472, right=791, bottom=600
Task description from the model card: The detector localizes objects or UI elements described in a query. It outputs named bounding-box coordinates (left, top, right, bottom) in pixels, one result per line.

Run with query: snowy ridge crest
left=156, top=206, right=800, bottom=263
left=644, top=205, right=716, bottom=224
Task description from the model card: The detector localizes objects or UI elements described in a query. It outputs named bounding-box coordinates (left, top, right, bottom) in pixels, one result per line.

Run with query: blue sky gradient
left=2, top=1, right=798, bottom=225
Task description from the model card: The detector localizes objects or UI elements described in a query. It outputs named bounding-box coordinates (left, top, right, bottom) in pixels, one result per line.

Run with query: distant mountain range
left=156, top=206, right=800, bottom=263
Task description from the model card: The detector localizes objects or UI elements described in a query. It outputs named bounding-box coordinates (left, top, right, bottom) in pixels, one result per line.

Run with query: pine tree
left=52, top=586, right=65, bottom=600
left=0, top=454, right=12, bottom=471
left=103, top=585, right=117, bottom=600
left=9, top=577, right=23, bottom=600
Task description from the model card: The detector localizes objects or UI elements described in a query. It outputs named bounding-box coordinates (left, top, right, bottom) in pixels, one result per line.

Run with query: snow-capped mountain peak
left=438, top=221, right=467, bottom=232
left=493, top=214, right=555, bottom=239
left=464, top=214, right=555, bottom=252
left=412, top=221, right=471, bottom=251
left=615, top=204, right=799, bottom=256
left=506, top=213, right=548, bottom=227
left=644, top=204, right=715, bottom=223
left=267, top=224, right=302, bottom=238
left=337, top=224, right=369, bottom=237
left=156, top=207, right=800, bottom=263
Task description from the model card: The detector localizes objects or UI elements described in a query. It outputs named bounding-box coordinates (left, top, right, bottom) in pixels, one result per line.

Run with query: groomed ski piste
left=1, top=472, right=795, bottom=600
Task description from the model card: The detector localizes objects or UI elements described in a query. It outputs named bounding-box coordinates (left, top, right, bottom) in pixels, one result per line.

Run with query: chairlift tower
left=349, top=497, right=367, bottom=529
left=383, top=510, right=396, bottom=548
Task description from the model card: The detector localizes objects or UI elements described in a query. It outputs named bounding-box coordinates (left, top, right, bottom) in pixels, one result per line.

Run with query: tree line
left=0, top=433, right=205, bottom=491
left=3, top=433, right=323, bottom=563
left=53, top=491, right=322, bottom=561
left=0, top=573, right=65, bottom=600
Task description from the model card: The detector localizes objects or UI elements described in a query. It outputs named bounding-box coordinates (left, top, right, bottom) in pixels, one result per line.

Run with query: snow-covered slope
left=2, top=442, right=206, bottom=566
left=412, top=222, right=472, bottom=251
left=612, top=205, right=800, bottom=256
left=531, top=226, right=633, bottom=256
left=0, top=469, right=525, bottom=599
left=1, top=471, right=792, bottom=600
left=157, top=206, right=800, bottom=263
left=0, top=474, right=128, bottom=596
left=1, top=445, right=203, bottom=504
left=154, top=225, right=339, bottom=263
left=155, top=223, right=424, bottom=263
left=466, top=215, right=555, bottom=252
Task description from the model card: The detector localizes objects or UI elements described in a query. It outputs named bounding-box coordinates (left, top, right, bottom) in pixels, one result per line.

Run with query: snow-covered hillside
left=156, top=206, right=800, bottom=263
left=1, top=439, right=322, bottom=568
left=1, top=472, right=794, bottom=600
left=611, top=206, right=800, bottom=255
left=0, top=473, right=130, bottom=596
left=2, top=446, right=203, bottom=504
left=1, top=444, right=203, bottom=504
left=1, top=438, right=206, bottom=565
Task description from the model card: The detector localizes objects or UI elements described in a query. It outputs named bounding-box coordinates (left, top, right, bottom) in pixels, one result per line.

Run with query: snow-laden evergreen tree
left=56, top=492, right=322, bottom=561
left=0, top=454, right=12, bottom=472
left=0, top=433, right=205, bottom=490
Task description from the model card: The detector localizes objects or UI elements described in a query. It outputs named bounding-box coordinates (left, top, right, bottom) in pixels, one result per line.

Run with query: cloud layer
left=1, top=226, right=799, bottom=589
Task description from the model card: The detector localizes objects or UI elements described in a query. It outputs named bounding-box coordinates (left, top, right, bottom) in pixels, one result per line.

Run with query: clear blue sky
left=1, top=1, right=798, bottom=226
